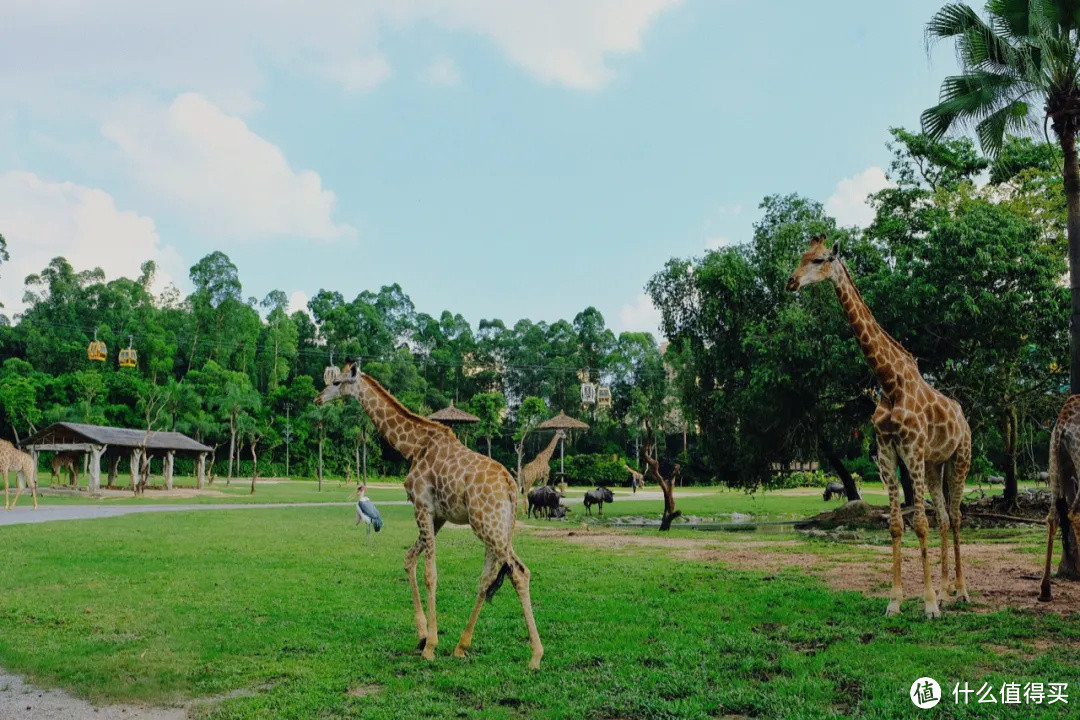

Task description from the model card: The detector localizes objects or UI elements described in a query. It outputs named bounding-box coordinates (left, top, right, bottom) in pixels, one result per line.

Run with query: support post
left=88, top=444, right=105, bottom=492
left=164, top=450, right=175, bottom=490
left=197, top=453, right=207, bottom=489
left=130, top=449, right=142, bottom=489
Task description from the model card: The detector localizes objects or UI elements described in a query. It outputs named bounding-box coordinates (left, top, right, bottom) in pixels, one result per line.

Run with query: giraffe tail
left=485, top=562, right=512, bottom=602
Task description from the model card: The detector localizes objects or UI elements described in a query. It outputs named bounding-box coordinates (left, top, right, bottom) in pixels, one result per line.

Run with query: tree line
left=0, top=130, right=1071, bottom=502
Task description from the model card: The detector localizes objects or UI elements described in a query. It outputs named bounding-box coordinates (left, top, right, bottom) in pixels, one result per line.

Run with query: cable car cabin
left=87, top=341, right=107, bottom=362
left=580, top=383, right=596, bottom=405
left=118, top=348, right=137, bottom=368
left=597, top=386, right=612, bottom=408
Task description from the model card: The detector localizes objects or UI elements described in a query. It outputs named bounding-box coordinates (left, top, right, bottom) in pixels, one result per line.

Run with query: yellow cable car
left=119, top=335, right=137, bottom=368
left=597, top=385, right=612, bottom=409
left=87, top=340, right=107, bottom=362
left=88, top=329, right=106, bottom=362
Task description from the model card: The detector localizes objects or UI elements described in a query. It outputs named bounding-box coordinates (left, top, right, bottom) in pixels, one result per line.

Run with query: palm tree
left=923, top=1, right=1080, bottom=389
left=923, top=0, right=1080, bottom=576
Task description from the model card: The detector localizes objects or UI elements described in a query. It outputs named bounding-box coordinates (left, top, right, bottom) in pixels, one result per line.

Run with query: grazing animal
left=1, top=440, right=38, bottom=510
left=316, top=360, right=543, bottom=669
left=527, top=485, right=561, bottom=519
left=356, top=482, right=384, bottom=542
left=550, top=504, right=570, bottom=520
left=624, top=464, right=644, bottom=493
left=822, top=481, right=846, bottom=501
left=583, top=486, right=614, bottom=516
left=1040, top=395, right=1080, bottom=602
left=986, top=475, right=1005, bottom=485
left=50, top=451, right=80, bottom=486
left=789, top=234, right=972, bottom=618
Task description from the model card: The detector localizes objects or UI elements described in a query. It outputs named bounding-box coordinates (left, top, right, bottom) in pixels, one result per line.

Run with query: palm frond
left=927, top=3, right=990, bottom=41
left=988, top=0, right=1036, bottom=38
left=922, top=70, right=1028, bottom=139
left=976, top=99, right=1038, bottom=155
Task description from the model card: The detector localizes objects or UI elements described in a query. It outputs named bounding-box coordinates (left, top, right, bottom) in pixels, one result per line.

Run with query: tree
left=468, top=392, right=506, bottom=456
left=643, top=423, right=681, bottom=531
left=213, top=373, right=260, bottom=485
left=923, top=0, right=1080, bottom=394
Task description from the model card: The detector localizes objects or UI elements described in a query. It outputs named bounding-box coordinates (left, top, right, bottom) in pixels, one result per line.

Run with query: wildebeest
left=549, top=504, right=570, bottom=520
left=583, top=486, right=614, bottom=516
left=527, top=485, right=562, bottom=519
left=822, top=481, right=846, bottom=501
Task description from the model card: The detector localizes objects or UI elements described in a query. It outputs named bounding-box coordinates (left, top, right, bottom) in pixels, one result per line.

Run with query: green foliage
left=562, top=453, right=628, bottom=486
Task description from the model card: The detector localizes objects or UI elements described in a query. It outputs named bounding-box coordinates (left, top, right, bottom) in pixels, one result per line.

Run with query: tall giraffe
left=788, top=234, right=972, bottom=617
left=1039, top=395, right=1080, bottom=601
left=518, top=432, right=560, bottom=495
left=315, top=361, right=543, bottom=668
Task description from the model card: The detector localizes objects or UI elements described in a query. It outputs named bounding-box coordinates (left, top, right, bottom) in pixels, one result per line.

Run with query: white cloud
left=287, top=290, right=311, bottom=316
left=705, top=235, right=731, bottom=250
left=825, top=166, right=894, bottom=228
left=1, top=1, right=681, bottom=108
left=0, top=171, right=182, bottom=315
left=618, top=293, right=663, bottom=337
left=422, top=57, right=462, bottom=87
left=718, top=204, right=742, bottom=216
left=102, top=93, right=353, bottom=240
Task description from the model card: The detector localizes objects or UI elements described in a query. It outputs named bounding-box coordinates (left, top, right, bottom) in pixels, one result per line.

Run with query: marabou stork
left=356, top=482, right=383, bottom=542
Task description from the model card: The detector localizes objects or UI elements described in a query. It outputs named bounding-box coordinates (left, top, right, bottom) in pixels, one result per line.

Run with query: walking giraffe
left=315, top=360, right=543, bottom=668
left=788, top=234, right=972, bottom=617
left=1, top=439, right=39, bottom=510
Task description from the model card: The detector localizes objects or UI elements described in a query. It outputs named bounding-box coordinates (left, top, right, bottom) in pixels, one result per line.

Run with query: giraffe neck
left=354, top=375, right=444, bottom=459
left=538, top=433, right=559, bottom=462
left=831, top=261, right=915, bottom=397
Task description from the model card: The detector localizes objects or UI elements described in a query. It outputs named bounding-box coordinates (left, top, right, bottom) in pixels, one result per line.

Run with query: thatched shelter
left=427, top=401, right=480, bottom=426
left=535, top=411, right=590, bottom=478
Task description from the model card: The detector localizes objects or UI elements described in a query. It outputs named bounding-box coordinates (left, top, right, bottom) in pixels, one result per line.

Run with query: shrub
left=563, top=453, right=629, bottom=486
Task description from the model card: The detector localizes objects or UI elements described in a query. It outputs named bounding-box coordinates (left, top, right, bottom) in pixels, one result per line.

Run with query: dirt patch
left=0, top=670, right=186, bottom=720
left=541, top=528, right=1080, bottom=615
left=347, top=683, right=383, bottom=698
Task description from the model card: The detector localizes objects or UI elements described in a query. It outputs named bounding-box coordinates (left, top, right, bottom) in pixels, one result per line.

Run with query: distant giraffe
left=50, top=451, right=81, bottom=486
left=624, top=463, right=644, bottom=492
left=316, top=361, right=543, bottom=669
left=1, top=439, right=38, bottom=510
left=788, top=234, right=971, bottom=617
left=518, top=433, right=560, bottom=496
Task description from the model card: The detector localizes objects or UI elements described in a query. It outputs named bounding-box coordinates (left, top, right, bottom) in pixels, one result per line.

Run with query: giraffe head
left=315, top=360, right=361, bottom=406
left=786, top=234, right=841, bottom=291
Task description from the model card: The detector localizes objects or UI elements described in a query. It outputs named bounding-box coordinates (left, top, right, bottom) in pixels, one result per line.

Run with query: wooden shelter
left=535, top=411, right=590, bottom=478
left=23, top=422, right=212, bottom=492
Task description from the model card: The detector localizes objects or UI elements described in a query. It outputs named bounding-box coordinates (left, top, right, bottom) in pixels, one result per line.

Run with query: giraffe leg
left=947, top=441, right=971, bottom=602
left=404, top=536, right=428, bottom=648
left=418, top=511, right=439, bottom=661
left=927, top=460, right=951, bottom=598
left=3, top=471, right=8, bottom=511
left=453, top=549, right=498, bottom=659
left=506, top=551, right=544, bottom=670
left=1040, top=510, right=1058, bottom=602
left=903, top=443, right=939, bottom=618
left=878, top=443, right=904, bottom=616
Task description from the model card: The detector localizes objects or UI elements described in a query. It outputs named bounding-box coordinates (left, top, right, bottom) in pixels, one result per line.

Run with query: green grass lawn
left=1, top=503, right=1077, bottom=719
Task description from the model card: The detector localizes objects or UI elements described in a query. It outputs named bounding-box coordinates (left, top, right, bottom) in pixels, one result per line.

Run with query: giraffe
left=788, top=234, right=972, bottom=618
left=1, top=439, right=39, bottom=510
left=518, top=432, right=560, bottom=496
left=623, top=464, right=645, bottom=492
left=50, top=451, right=80, bottom=486
left=315, top=361, right=543, bottom=669
left=1038, top=395, right=1080, bottom=602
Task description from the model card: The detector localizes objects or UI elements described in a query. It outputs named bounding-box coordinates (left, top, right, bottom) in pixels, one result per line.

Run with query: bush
left=764, top=469, right=830, bottom=490
left=563, top=453, right=629, bottom=486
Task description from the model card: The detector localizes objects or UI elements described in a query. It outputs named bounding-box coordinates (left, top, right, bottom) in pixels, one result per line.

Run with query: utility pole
left=283, top=403, right=293, bottom=478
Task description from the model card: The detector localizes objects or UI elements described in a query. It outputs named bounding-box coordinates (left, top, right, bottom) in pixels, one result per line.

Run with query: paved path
left=0, top=502, right=405, bottom=527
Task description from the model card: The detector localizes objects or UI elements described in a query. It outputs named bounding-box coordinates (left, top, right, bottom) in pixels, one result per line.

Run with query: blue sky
left=0, top=1, right=959, bottom=336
